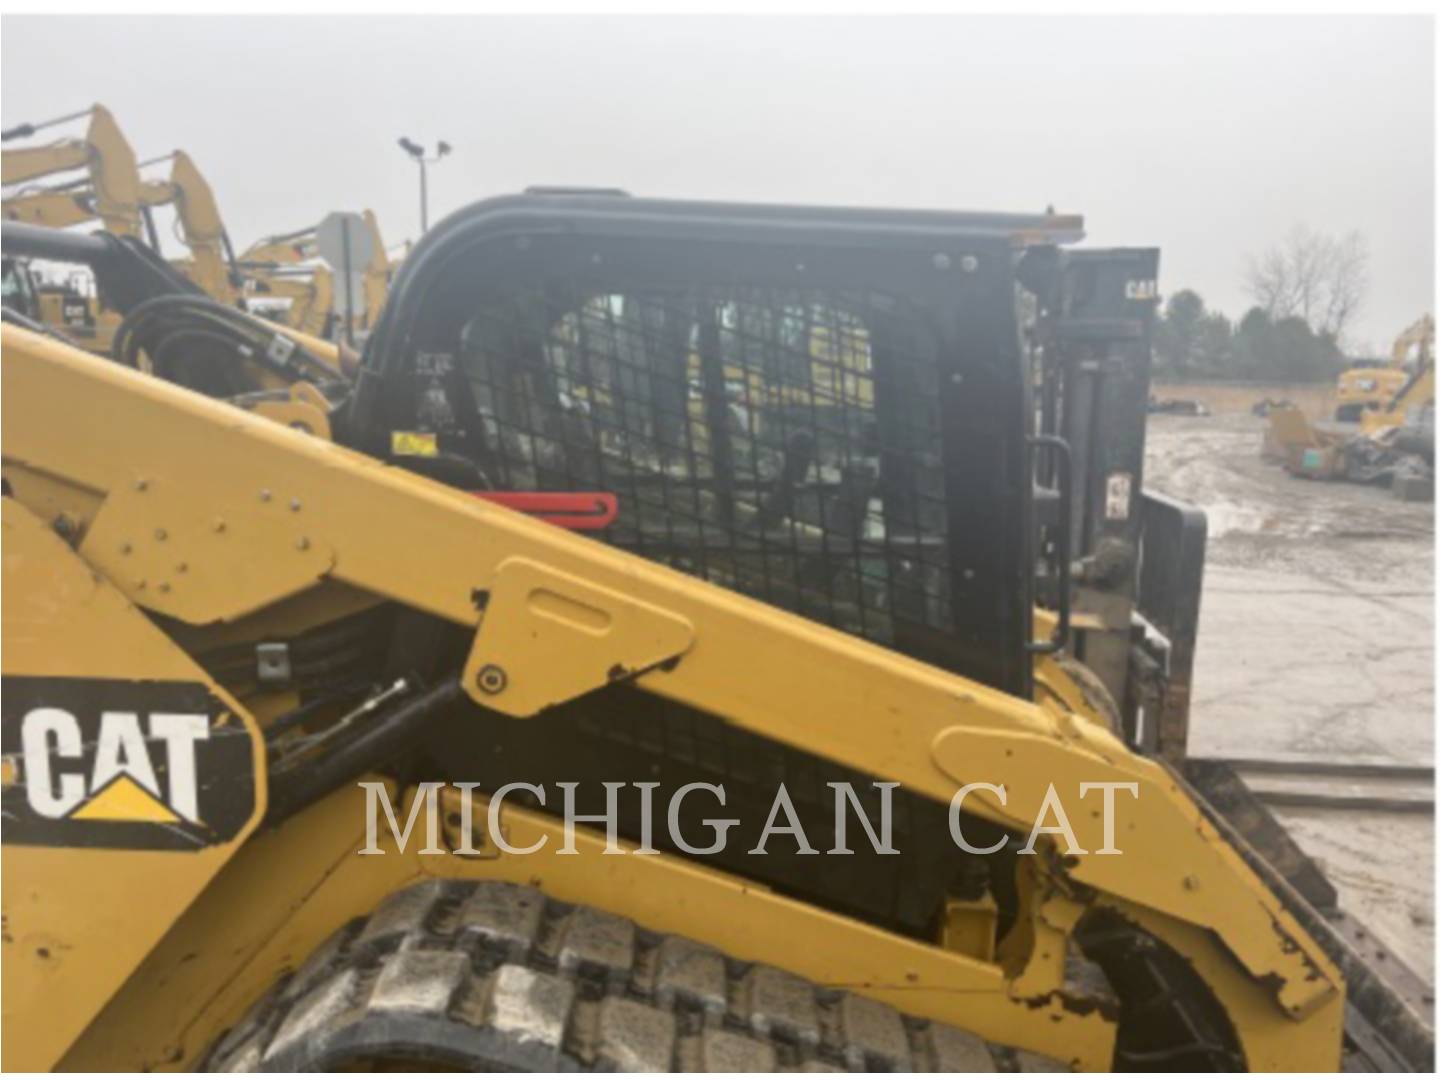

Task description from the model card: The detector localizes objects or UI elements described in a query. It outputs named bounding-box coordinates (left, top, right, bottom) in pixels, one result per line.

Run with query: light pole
left=397, top=137, right=451, bottom=235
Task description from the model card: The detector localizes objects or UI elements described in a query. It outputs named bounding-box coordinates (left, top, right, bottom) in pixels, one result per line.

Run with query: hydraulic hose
left=263, top=676, right=463, bottom=827
left=112, top=293, right=344, bottom=395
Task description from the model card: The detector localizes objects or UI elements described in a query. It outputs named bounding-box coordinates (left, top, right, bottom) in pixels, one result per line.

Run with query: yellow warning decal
left=391, top=431, right=439, bottom=457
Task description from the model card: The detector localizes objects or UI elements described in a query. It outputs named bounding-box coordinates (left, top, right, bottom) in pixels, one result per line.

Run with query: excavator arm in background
left=360, top=208, right=391, bottom=323
left=2, top=107, right=340, bottom=344
left=1, top=219, right=343, bottom=395
left=7, top=148, right=239, bottom=305
left=239, top=208, right=392, bottom=337
left=239, top=223, right=320, bottom=266
left=243, top=266, right=335, bottom=339
left=1361, top=315, right=1435, bottom=434
left=1, top=186, right=110, bottom=231
left=137, top=151, right=238, bottom=304
left=1391, top=314, right=1435, bottom=367
left=1, top=105, right=145, bottom=238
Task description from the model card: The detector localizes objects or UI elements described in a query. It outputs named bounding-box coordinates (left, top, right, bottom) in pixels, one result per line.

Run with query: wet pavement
left=1145, top=411, right=1435, bottom=982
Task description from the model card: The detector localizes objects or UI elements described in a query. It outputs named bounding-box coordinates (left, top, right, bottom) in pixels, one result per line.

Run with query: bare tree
left=1317, top=231, right=1368, bottom=342
left=1244, top=225, right=1369, bottom=342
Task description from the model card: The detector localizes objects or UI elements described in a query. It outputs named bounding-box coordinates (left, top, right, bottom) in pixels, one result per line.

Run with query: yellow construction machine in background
left=135, top=150, right=236, bottom=303
left=2, top=104, right=392, bottom=346
left=239, top=209, right=392, bottom=340
left=1334, top=314, right=1435, bottom=421
left=1, top=105, right=151, bottom=350
left=1266, top=314, right=1434, bottom=496
left=1, top=105, right=146, bottom=237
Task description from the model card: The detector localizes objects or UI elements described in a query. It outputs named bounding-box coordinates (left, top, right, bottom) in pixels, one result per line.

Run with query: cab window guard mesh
left=452, top=282, right=954, bottom=647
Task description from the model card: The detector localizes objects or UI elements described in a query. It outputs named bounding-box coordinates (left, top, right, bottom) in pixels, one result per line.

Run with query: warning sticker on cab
left=1105, top=471, right=1133, bottom=521
left=391, top=431, right=439, bottom=457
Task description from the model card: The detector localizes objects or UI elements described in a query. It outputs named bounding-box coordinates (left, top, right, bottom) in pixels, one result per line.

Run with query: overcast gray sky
left=2, top=15, right=1432, bottom=349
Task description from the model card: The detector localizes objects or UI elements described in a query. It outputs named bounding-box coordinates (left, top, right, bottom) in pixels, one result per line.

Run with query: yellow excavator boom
left=1357, top=314, right=1435, bottom=434
left=239, top=209, right=392, bottom=338
left=3, top=107, right=350, bottom=342
left=138, top=150, right=235, bottom=303
left=1391, top=313, right=1435, bottom=367
left=1, top=105, right=144, bottom=237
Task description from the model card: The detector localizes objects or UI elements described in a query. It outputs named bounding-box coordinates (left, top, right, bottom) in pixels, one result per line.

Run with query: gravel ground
left=1144, top=410, right=1434, bottom=983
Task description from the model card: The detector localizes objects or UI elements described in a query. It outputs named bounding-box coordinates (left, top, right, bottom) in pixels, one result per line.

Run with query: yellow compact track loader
left=1, top=193, right=1432, bottom=1072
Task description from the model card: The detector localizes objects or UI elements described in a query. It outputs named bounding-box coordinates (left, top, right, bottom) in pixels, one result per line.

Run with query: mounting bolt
left=960, top=255, right=979, bottom=273
left=259, top=489, right=272, bottom=502
left=476, top=665, right=508, bottom=695
left=135, top=579, right=147, bottom=590
left=290, top=498, right=302, bottom=511
left=154, top=528, right=167, bottom=541
left=213, top=518, right=227, bottom=533
left=176, top=561, right=188, bottom=573
left=1182, top=875, right=1200, bottom=891
left=157, top=582, right=171, bottom=594
left=296, top=537, right=310, bottom=551
left=134, top=478, right=148, bottom=492
left=120, top=542, right=132, bottom=555
left=932, top=253, right=952, bottom=271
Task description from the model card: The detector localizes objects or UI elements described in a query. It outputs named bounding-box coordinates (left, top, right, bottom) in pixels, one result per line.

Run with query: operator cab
left=352, top=194, right=1186, bottom=756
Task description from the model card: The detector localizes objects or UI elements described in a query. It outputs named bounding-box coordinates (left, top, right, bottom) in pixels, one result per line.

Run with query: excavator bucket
left=1266, top=404, right=1347, bottom=478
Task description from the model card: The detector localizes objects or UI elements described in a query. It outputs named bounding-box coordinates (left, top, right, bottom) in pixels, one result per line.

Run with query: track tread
left=205, top=879, right=1069, bottom=1072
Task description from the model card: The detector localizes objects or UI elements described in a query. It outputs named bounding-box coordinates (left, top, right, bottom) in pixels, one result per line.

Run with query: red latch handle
left=472, top=491, right=618, bottom=531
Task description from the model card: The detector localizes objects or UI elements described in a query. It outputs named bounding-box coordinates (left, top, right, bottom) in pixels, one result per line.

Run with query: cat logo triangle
left=68, top=774, right=181, bottom=824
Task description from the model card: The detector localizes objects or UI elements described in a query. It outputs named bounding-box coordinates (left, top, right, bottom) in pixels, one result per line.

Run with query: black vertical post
left=1056, top=248, right=1161, bottom=706
left=696, top=305, right=736, bottom=531
left=419, top=159, right=429, bottom=235
left=938, top=240, right=1034, bottom=697
left=141, top=206, right=161, bottom=253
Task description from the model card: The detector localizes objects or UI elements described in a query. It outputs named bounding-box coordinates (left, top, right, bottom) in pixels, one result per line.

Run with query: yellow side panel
left=64, top=784, right=1116, bottom=1070
left=0, top=499, right=266, bottom=1070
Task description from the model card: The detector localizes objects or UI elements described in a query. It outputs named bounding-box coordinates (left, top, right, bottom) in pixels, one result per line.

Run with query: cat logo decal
left=2, top=677, right=257, bottom=850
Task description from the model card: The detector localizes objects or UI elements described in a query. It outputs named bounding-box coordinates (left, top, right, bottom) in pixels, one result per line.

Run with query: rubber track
left=204, top=878, right=1070, bottom=1072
